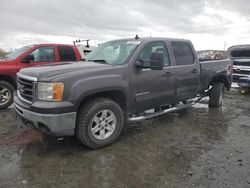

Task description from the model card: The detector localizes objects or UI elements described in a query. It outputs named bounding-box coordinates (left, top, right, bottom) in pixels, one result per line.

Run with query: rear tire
left=76, top=98, right=124, bottom=149
left=209, top=82, right=224, bottom=107
left=0, top=81, right=15, bottom=109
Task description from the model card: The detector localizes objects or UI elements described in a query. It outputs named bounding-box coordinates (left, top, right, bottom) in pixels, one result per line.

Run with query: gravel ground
left=0, top=88, right=249, bottom=188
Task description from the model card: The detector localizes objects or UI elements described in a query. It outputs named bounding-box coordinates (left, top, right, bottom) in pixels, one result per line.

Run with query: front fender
left=68, top=75, right=130, bottom=109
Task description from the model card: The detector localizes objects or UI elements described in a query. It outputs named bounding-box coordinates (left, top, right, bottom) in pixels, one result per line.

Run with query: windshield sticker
left=126, top=41, right=141, bottom=45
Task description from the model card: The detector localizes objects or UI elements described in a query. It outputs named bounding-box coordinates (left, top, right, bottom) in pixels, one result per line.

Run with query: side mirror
left=134, top=59, right=144, bottom=68
left=22, top=54, right=34, bottom=63
left=150, top=52, right=164, bottom=70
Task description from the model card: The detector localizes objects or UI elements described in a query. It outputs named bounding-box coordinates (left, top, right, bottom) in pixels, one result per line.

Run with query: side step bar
left=128, top=102, right=193, bottom=122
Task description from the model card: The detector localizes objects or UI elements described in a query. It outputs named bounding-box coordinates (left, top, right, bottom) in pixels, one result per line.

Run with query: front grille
left=233, top=69, right=250, bottom=75
left=233, top=61, right=250, bottom=66
left=17, top=75, right=36, bottom=103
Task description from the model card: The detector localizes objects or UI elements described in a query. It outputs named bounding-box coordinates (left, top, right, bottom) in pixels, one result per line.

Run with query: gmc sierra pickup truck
left=14, top=37, right=233, bottom=149
left=0, top=44, right=82, bottom=109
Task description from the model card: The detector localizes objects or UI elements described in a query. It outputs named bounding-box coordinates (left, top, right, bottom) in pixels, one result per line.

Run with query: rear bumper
left=14, top=103, right=76, bottom=136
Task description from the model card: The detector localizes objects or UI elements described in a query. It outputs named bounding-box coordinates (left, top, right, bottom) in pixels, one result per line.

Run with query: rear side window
left=58, top=46, right=76, bottom=61
left=171, top=42, right=194, bottom=66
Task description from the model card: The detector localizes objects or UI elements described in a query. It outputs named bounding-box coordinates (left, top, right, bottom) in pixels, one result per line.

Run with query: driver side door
left=18, top=46, right=56, bottom=70
left=132, top=41, right=176, bottom=112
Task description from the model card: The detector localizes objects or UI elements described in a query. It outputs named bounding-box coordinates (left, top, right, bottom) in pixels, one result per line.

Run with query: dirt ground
left=0, top=88, right=250, bottom=188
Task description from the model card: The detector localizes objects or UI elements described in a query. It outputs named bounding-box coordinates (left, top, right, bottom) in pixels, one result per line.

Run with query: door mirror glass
left=150, top=52, right=164, bottom=70
left=22, top=54, right=34, bottom=63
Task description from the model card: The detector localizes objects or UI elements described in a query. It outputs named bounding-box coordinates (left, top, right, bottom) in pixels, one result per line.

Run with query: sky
left=1, top=0, right=250, bottom=51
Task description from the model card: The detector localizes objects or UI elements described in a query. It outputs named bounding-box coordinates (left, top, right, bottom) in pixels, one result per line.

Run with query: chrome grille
left=17, top=74, right=37, bottom=103
left=233, top=69, right=250, bottom=75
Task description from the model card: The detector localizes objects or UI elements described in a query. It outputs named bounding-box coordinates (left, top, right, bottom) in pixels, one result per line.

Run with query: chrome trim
left=128, top=103, right=192, bottom=121
left=17, top=90, right=32, bottom=104
left=233, top=73, right=250, bottom=77
left=17, top=73, right=38, bottom=82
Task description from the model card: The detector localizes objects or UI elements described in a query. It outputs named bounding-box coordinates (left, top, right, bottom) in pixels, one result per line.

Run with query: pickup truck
left=228, top=45, right=250, bottom=82
left=0, top=44, right=82, bottom=109
left=14, top=37, right=233, bottom=149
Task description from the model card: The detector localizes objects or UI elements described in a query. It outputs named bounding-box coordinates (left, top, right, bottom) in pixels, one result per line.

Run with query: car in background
left=0, top=44, right=82, bottom=109
left=228, top=45, right=250, bottom=83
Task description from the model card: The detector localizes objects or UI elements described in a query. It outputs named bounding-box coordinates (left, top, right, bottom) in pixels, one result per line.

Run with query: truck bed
left=199, top=59, right=233, bottom=91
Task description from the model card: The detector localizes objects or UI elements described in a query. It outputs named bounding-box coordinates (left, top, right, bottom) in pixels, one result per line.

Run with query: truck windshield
left=5, top=45, right=33, bottom=60
left=85, top=40, right=141, bottom=65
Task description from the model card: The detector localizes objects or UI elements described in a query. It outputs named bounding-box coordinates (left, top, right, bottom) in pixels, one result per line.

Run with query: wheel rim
left=0, top=86, right=11, bottom=106
left=240, top=88, right=247, bottom=94
left=218, top=87, right=224, bottom=105
left=90, top=109, right=117, bottom=140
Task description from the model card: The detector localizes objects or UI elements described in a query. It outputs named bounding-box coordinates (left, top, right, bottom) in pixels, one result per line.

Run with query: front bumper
left=239, top=77, right=250, bottom=88
left=14, top=103, right=76, bottom=136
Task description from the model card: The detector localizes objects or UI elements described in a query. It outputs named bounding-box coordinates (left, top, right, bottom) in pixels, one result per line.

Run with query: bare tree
left=0, top=48, right=9, bottom=57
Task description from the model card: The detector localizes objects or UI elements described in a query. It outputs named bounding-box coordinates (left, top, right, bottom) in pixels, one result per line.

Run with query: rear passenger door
left=170, top=41, right=200, bottom=100
left=58, top=46, right=77, bottom=61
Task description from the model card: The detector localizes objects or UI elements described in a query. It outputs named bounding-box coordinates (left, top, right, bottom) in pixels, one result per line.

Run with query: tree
left=0, top=48, right=9, bottom=57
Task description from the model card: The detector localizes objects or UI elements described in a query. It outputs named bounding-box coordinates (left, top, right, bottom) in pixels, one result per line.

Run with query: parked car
left=14, top=37, right=233, bottom=149
left=228, top=45, right=250, bottom=82
left=0, top=44, right=82, bottom=109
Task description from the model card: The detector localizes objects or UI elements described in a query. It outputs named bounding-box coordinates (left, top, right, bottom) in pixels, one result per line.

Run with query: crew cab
left=14, top=37, right=233, bottom=149
left=0, top=44, right=82, bottom=109
left=228, top=45, right=250, bottom=82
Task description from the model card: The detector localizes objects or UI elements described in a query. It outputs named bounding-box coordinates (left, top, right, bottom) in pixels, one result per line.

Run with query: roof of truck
left=109, top=37, right=191, bottom=43
left=30, top=43, right=76, bottom=47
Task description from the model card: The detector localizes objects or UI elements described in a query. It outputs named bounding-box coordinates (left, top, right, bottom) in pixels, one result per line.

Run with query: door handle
left=191, top=69, right=198, bottom=73
left=163, top=72, right=172, bottom=77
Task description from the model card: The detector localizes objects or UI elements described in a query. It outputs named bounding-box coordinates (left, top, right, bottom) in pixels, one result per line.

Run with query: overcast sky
left=1, top=0, right=250, bottom=51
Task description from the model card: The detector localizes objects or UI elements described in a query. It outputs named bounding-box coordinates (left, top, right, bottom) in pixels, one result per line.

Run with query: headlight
left=37, top=82, right=64, bottom=102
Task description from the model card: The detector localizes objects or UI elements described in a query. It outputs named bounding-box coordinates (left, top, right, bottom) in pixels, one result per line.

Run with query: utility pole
left=224, top=41, right=227, bottom=51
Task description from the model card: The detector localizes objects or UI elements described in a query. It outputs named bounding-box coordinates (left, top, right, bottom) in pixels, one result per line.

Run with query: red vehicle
left=0, top=44, right=82, bottom=109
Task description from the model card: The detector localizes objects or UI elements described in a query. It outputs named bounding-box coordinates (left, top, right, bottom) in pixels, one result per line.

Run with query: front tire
left=76, top=98, right=124, bottom=149
left=0, top=81, right=15, bottom=109
left=209, top=82, right=224, bottom=107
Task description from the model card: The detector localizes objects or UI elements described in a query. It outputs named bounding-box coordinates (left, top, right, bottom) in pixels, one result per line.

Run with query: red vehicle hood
left=0, top=59, right=14, bottom=64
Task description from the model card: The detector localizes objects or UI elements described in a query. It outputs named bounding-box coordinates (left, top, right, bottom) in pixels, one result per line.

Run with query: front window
left=29, top=47, right=55, bottom=62
left=138, top=41, right=170, bottom=67
left=5, top=45, right=34, bottom=60
left=85, top=40, right=141, bottom=65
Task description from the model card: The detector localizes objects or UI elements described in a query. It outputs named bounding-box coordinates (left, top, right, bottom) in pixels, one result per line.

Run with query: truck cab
left=0, top=44, right=82, bottom=109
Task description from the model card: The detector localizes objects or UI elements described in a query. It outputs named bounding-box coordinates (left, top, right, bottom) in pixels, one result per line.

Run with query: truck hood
left=228, top=45, right=250, bottom=60
left=19, top=61, right=121, bottom=81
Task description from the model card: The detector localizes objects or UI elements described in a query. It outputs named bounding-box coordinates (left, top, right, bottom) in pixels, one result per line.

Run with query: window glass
left=5, top=45, right=34, bottom=60
left=30, top=47, right=55, bottom=62
left=85, top=40, right=140, bottom=65
left=171, top=42, right=194, bottom=66
left=138, top=42, right=170, bottom=67
left=58, top=46, right=76, bottom=61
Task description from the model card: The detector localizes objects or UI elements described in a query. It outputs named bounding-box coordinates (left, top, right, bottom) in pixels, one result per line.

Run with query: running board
left=128, top=102, right=193, bottom=122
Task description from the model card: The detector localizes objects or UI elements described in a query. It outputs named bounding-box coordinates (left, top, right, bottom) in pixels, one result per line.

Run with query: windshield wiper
left=87, top=59, right=109, bottom=64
